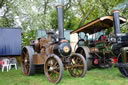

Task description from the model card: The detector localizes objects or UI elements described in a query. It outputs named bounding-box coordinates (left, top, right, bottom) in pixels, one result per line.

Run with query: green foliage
left=49, top=8, right=79, bottom=30
left=0, top=0, right=128, bottom=46
left=0, top=17, right=9, bottom=27
left=0, top=0, right=15, bottom=27
left=22, top=29, right=36, bottom=47
left=64, top=10, right=80, bottom=30
left=49, top=10, right=58, bottom=29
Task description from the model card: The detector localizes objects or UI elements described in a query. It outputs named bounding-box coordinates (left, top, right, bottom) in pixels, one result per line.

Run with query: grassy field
left=0, top=66, right=128, bottom=85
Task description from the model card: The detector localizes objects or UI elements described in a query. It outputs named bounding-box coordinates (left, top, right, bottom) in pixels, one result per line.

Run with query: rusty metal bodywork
left=32, top=33, right=56, bottom=65
left=33, top=54, right=46, bottom=64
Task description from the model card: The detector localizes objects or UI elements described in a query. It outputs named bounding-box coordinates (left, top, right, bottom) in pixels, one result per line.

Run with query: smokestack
left=112, top=10, right=120, bottom=35
left=56, top=0, right=65, bottom=41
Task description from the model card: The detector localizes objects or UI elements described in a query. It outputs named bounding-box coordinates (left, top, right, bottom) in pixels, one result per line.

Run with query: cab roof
left=70, top=16, right=127, bottom=34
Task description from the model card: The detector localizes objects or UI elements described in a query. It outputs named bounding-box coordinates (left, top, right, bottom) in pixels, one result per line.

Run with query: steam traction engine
left=21, top=1, right=87, bottom=83
left=110, top=10, right=128, bottom=77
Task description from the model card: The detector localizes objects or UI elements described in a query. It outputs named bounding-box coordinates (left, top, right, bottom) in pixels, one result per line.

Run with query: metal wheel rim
left=21, top=46, right=35, bottom=76
left=44, top=55, right=63, bottom=83
left=21, top=48, right=30, bottom=75
left=69, top=54, right=85, bottom=77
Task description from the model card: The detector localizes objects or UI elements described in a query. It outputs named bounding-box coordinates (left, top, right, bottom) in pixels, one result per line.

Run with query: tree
left=0, top=0, right=128, bottom=46
left=0, top=0, right=15, bottom=27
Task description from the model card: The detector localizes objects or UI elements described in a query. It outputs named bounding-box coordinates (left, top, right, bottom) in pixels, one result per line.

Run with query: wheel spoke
left=68, top=54, right=85, bottom=77
left=53, top=70, right=59, bottom=74
left=21, top=47, right=35, bottom=76
left=49, top=71, right=54, bottom=76
left=44, top=55, right=63, bottom=83
left=25, top=65, right=29, bottom=74
left=48, top=64, right=52, bottom=67
left=72, top=68, right=76, bottom=73
left=72, top=65, right=84, bottom=68
left=79, top=58, right=82, bottom=63
left=76, top=69, right=80, bottom=75
left=23, top=51, right=26, bottom=56
left=55, top=67, right=60, bottom=70
left=25, top=52, right=29, bottom=58
left=75, top=57, right=79, bottom=64
left=53, top=62, right=58, bottom=67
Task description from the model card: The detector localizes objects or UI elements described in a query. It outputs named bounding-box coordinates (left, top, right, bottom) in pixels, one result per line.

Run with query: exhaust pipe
left=56, top=3, right=65, bottom=41
left=112, top=10, right=120, bottom=35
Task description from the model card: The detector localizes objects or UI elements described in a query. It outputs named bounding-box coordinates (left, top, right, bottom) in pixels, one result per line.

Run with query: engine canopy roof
left=70, top=16, right=127, bottom=34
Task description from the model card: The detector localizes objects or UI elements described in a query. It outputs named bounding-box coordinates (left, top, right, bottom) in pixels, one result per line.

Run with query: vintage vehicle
left=21, top=2, right=87, bottom=83
left=70, top=10, right=128, bottom=72
left=111, top=10, right=128, bottom=78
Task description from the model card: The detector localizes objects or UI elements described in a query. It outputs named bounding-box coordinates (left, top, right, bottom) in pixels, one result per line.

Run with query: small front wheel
left=68, top=53, right=87, bottom=77
left=44, top=54, right=64, bottom=83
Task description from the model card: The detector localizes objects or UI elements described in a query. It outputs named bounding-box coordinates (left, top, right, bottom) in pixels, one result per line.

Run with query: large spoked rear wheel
left=21, top=46, right=35, bottom=76
left=118, top=55, right=128, bottom=77
left=68, top=53, right=87, bottom=77
left=44, top=54, right=64, bottom=83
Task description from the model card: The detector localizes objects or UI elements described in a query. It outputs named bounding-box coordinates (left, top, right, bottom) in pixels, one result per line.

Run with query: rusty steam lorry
left=21, top=1, right=87, bottom=83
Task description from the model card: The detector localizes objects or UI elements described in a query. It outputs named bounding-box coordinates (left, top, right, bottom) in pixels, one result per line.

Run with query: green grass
left=0, top=66, right=128, bottom=85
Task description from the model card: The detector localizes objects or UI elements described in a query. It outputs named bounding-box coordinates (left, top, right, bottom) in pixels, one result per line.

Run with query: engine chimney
left=56, top=0, right=65, bottom=41
left=112, top=10, right=120, bottom=35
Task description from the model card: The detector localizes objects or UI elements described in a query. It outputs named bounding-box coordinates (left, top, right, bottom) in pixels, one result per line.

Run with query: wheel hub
left=25, top=59, right=28, bottom=63
left=49, top=67, right=54, bottom=71
left=49, top=66, right=57, bottom=71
